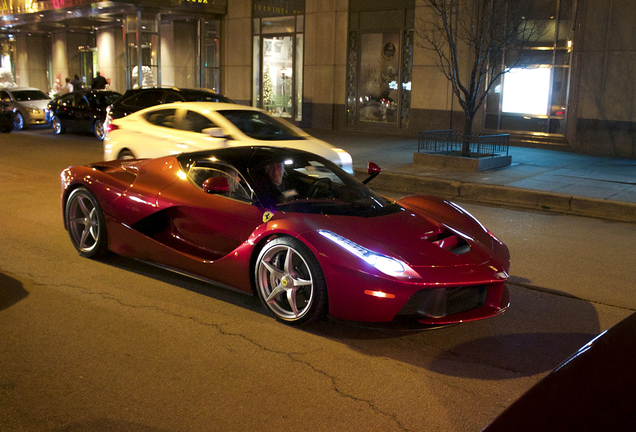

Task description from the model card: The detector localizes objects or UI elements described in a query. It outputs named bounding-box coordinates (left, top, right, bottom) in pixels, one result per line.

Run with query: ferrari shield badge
left=262, top=211, right=274, bottom=223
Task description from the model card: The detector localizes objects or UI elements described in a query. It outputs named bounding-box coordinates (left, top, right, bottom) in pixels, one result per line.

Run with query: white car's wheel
left=117, top=149, right=135, bottom=160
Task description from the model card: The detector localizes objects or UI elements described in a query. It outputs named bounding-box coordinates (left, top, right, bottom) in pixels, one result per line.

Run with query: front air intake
left=428, top=228, right=470, bottom=255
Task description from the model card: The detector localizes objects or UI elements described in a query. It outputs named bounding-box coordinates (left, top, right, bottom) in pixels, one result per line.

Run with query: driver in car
left=263, top=162, right=298, bottom=203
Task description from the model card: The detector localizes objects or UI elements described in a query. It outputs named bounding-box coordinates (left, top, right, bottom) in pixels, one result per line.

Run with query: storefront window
left=485, top=0, right=574, bottom=135
left=346, top=18, right=413, bottom=128
left=252, top=2, right=304, bottom=121
left=502, top=67, right=551, bottom=115
left=262, top=35, right=293, bottom=118
left=358, top=32, right=400, bottom=124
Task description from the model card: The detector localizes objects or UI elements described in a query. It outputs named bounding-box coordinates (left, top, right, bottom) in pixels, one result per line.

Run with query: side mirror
left=203, top=127, right=228, bottom=139
left=202, top=176, right=229, bottom=194
left=362, top=162, right=382, bottom=184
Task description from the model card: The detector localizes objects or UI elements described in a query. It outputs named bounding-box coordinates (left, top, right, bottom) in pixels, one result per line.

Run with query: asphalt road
left=1, top=128, right=635, bottom=431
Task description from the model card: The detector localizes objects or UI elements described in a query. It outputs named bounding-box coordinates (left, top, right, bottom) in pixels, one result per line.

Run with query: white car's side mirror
left=203, top=127, right=228, bottom=139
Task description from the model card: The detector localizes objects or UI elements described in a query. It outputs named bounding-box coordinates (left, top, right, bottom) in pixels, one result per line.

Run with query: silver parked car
left=0, top=87, right=51, bottom=130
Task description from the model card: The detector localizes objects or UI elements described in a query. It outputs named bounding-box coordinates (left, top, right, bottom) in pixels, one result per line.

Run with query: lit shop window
left=502, top=67, right=551, bottom=116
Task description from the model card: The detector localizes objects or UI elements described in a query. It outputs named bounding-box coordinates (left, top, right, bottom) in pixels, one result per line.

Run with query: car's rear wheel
left=255, top=237, right=327, bottom=324
left=65, top=187, right=108, bottom=258
left=117, top=149, right=135, bottom=160
left=93, top=119, right=105, bottom=140
left=51, top=116, right=65, bottom=134
left=14, top=112, right=25, bottom=130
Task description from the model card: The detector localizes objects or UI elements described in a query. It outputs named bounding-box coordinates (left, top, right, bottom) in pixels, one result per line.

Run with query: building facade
left=1, top=0, right=635, bottom=158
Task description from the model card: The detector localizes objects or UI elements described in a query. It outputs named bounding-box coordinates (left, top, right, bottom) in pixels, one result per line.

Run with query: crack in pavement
left=28, top=279, right=414, bottom=432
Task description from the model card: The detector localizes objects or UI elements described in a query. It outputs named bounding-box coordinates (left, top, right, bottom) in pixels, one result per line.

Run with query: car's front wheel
left=255, top=237, right=327, bottom=324
left=14, top=112, right=25, bottom=130
left=65, top=187, right=108, bottom=258
left=93, top=119, right=105, bottom=140
left=51, top=116, right=65, bottom=134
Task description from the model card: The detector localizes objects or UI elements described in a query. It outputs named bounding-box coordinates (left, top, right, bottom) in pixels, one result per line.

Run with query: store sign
left=2, top=0, right=94, bottom=14
left=253, top=0, right=304, bottom=18
left=2, top=0, right=225, bottom=14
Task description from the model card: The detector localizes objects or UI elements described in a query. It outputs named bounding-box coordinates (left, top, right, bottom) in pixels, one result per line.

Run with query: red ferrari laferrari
left=61, top=146, right=510, bottom=325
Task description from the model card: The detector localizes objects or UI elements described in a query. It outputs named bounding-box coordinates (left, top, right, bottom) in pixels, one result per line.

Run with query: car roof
left=127, top=86, right=219, bottom=92
left=135, top=101, right=257, bottom=114
left=121, top=86, right=223, bottom=96
left=2, top=87, right=45, bottom=92
left=177, top=146, right=332, bottom=173
left=72, top=89, right=120, bottom=94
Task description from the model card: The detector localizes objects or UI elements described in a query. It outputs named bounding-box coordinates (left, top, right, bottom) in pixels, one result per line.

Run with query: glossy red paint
left=298, top=229, right=509, bottom=322
left=61, top=147, right=511, bottom=325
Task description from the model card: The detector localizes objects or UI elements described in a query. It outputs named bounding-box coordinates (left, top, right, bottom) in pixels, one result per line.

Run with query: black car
left=0, top=100, right=14, bottom=133
left=104, top=86, right=234, bottom=123
left=482, top=312, right=636, bottom=432
left=48, top=90, right=121, bottom=140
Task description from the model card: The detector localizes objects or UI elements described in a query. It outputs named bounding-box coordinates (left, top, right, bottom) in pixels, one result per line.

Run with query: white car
left=104, top=102, right=353, bottom=173
left=0, top=87, right=51, bottom=130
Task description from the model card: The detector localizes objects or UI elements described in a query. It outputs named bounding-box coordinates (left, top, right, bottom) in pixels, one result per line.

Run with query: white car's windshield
left=11, top=90, right=51, bottom=101
left=219, top=110, right=305, bottom=141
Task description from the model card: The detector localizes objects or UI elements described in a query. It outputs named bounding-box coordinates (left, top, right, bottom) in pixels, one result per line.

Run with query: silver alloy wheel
left=255, top=237, right=327, bottom=323
left=52, top=117, right=64, bottom=134
left=65, top=187, right=107, bottom=258
left=94, top=119, right=105, bottom=139
left=14, top=112, right=24, bottom=130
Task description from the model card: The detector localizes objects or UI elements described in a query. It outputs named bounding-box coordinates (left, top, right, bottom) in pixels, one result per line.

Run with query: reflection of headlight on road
left=318, top=230, right=420, bottom=279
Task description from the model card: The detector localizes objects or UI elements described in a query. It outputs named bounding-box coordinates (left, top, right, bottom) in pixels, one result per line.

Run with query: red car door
left=156, top=167, right=265, bottom=261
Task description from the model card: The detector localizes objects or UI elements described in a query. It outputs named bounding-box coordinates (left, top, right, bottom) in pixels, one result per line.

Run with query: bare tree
left=416, top=0, right=547, bottom=156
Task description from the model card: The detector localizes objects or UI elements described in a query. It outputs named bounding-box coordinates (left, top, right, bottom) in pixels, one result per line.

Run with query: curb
left=354, top=168, right=636, bottom=224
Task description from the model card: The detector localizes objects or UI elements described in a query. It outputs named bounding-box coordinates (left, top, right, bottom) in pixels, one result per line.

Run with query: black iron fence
left=418, top=130, right=509, bottom=156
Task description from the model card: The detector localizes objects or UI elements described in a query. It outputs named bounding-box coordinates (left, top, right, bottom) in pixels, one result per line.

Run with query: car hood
left=299, top=206, right=500, bottom=269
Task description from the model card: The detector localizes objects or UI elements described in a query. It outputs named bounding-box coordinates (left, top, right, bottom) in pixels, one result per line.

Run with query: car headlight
left=26, top=108, right=41, bottom=114
left=318, top=230, right=420, bottom=279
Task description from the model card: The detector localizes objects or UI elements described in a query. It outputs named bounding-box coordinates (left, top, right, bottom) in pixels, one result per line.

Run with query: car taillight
left=106, top=123, right=119, bottom=134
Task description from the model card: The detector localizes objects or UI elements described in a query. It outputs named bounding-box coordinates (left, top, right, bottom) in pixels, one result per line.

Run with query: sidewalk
left=307, top=129, right=636, bottom=224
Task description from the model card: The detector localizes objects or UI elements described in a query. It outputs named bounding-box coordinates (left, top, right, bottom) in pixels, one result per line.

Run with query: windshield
left=181, top=90, right=234, bottom=103
left=90, top=92, right=121, bottom=105
left=248, top=153, right=400, bottom=216
left=11, top=90, right=50, bottom=101
left=218, top=110, right=305, bottom=141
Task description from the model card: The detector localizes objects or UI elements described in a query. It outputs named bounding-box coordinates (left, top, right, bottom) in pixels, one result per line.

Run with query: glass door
left=78, top=47, right=97, bottom=89
left=125, top=13, right=158, bottom=89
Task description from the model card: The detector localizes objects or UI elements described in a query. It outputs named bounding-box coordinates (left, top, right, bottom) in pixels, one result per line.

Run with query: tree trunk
left=462, top=114, right=473, bottom=157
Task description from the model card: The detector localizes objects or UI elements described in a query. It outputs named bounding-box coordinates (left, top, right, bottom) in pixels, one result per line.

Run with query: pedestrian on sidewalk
left=59, top=77, right=73, bottom=95
left=70, top=74, right=82, bottom=90
left=91, top=71, right=107, bottom=90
